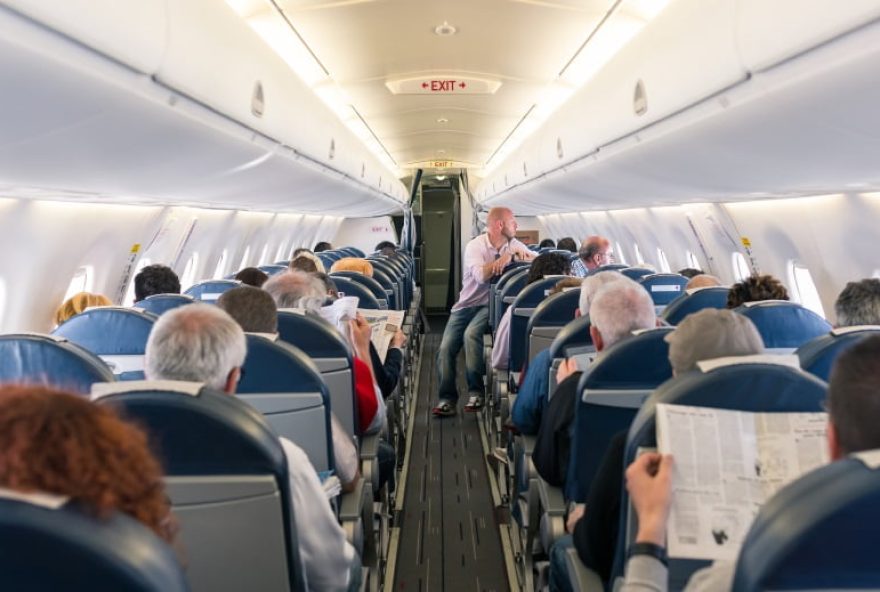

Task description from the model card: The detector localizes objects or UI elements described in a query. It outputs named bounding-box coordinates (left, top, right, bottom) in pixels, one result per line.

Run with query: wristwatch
left=627, top=542, right=668, bottom=566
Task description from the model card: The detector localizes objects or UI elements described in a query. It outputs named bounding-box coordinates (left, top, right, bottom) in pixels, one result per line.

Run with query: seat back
left=732, top=454, right=880, bottom=592
left=330, top=276, right=382, bottom=309
left=258, top=265, right=288, bottom=276
left=0, top=495, right=188, bottom=592
left=547, top=315, right=594, bottom=394
left=369, top=268, right=400, bottom=310
left=638, top=273, right=688, bottom=313
left=238, top=335, right=334, bottom=472
left=567, top=327, right=673, bottom=502
left=137, top=294, right=195, bottom=316
left=0, top=333, right=114, bottom=393
left=620, top=267, right=654, bottom=281
left=184, top=280, right=240, bottom=303
left=341, top=247, right=366, bottom=257
left=276, top=311, right=358, bottom=438
left=587, top=264, right=628, bottom=276
left=509, top=276, right=569, bottom=372
left=368, top=259, right=407, bottom=309
left=736, top=300, right=832, bottom=352
left=496, top=269, right=529, bottom=330
left=796, top=325, right=880, bottom=381
left=331, top=271, right=389, bottom=309
left=617, top=359, right=827, bottom=587
left=52, top=307, right=157, bottom=380
left=489, top=263, right=529, bottom=330
left=526, top=288, right=580, bottom=363
left=95, top=383, right=304, bottom=592
left=660, top=286, right=729, bottom=325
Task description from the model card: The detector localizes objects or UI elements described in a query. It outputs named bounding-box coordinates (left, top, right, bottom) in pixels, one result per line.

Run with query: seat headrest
left=0, top=334, right=115, bottom=393
left=276, top=310, right=351, bottom=359
left=91, top=380, right=205, bottom=400
left=736, top=301, right=832, bottom=348
left=528, top=289, right=581, bottom=331
left=238, top=335, right=326, bottom=396
left=184, top=280, right=240, bottom=302
left=52, top=307, right=156, bottom=355
left=697, top=354, right=801, bottom=373
left=0, top=487, right=68, bottom=509
left=136, top=293, right=195, bottom=316
left=639, top=274, right=689, bottom=305
left=549, top=315, right=593, bottom=358
left=581, top=327, right=673, bottom=389
left=661, top=286, right=730, bottom=326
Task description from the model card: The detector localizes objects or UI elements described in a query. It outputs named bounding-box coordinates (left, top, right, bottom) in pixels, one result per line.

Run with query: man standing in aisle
left=432, top=207, right=536, bottom=416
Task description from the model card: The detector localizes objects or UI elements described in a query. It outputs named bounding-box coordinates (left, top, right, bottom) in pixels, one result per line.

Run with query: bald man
left=570, top=235, right=612, bottom=277
left=433, top=207, right=536, bottom=416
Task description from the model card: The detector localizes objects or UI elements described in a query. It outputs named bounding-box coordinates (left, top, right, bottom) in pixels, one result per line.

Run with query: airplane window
left=258, top=244, right=270, bottom=265
left=615, top=241, right=628, bottom=265
left=180, top=253, right=200, bottom=292
left=657, top=248, right=671, bottom=273
left=686, top=250, right=700, bottom=269
left=0, top=278, right=6, bottom=329
left=62, top=265, right=94, bottom=303
left=124, top=258, right=152, bottom=306
left=214, top=249, right=228, bottom=279
left=789, top=261, right=827, bottom=319
left=633, top=243, right=645, bottom=265
left=275, top=242, right=288, bottom=262
left=732, top=252, right=750, bottom=282
left=874, top=269, right=880, bottom=279
left=238, top=246, right=251, bottom=271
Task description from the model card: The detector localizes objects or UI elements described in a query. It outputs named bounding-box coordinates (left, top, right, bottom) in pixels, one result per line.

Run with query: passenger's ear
left=827, top=421, right=845, bottom=461
left=590, top=325, right=603, bottom=352
left=224, top=367, right=241, bottom=395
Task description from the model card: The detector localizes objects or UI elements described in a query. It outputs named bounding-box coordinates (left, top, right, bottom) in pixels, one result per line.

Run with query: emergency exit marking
left=385, top=76, right=501, bottom=95
left=420, top=80, right=467, bottom=92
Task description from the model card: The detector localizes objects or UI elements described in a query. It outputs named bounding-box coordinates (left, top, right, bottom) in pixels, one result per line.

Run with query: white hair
left=589, top=281, right=656, bottom=348
left=579, top=271, right=630, bottom=316
left=145, top=304, right=247, bottom=391
left=263, top=271, right=327, bottom=311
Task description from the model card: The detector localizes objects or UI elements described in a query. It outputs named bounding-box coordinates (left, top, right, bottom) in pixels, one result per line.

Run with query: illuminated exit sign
left=386, top=75, right=501, bottom=95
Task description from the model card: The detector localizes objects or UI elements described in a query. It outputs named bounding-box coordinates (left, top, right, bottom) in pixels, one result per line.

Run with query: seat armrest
left=538, top=477, right=566, bottom=517
left=565, top=547, right=604, bottom=592
left=338, top=477, right=366, bottom=522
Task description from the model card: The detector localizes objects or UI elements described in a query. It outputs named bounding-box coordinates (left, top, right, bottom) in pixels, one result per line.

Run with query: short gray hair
left=664, top=308, right=764, bottom=375
left=835, top=278, right=880, bottom=327
left=263, top=271, right=326, bottom=311
left=145, top=304, right=246, bottom=390
left=589, top=281, right=656, bottom=348
left=579, top=271, right=629, bottom=316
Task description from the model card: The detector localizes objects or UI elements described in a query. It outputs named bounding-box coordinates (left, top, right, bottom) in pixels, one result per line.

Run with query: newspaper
left=656, top=403, right=828, bottom=561
left=317, top=297, right=359, bottom=342
left=358, top=308, right=405, bottom=362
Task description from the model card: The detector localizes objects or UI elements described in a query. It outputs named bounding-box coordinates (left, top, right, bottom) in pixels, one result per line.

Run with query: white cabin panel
left=333, top=217, right=398, bottom=256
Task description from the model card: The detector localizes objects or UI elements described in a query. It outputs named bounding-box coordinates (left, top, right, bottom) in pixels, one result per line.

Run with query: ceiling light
left=437, top=117, right=449, bottom=124
left=436, top=175, right=447, bottom=181
left=433, top=21, right=457, bottom=36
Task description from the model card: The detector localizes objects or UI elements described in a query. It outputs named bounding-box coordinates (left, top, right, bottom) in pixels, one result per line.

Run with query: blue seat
left=797, top=325, right=880, bottom=381
left=184, top=280, right=240, bottom=302
left=94, top=382, right=306, bottom=592
left=587, top=264, right=628, bottom=276
left=568, top=327, right=674, bottom=502
left=273, top=260, right=291, bottom=266
left=526, top=288, right=581, bottom=364
left=276, top=311, right=358, bottom=437
left=733, top=454, right=880, bottom=591
left=330, top=276, right=382, bottom=309
left=344, top=247, right=366, bottom=258
left=509, top=276, right=570, bottom=373
left=331, top=271, right=389, bottom=309
left=369, top=259, right=408, bottom=309
left=237, top=334, right=335, bottom=473
left=369, top=268, right=400, bottom=310
left=639, top=273, right=688, bottom=313
left=547, top=315, right=594, bottom=394
left=258, top=264, right=288, bottom=276
left=661, top=286, right=729, bottom=325
left=0, top=496, right=188, bottom=592
left=137, top=293, right=194, bottom=316
left=736, top=301, right=832, bottom=352
left=0, top=333, right=114, bottom=393
left=495, top=269, right=530, bottom=331
left=616, top=358, right=827, bottom=588
left=316, top=252, right=336, bottom=270
left=52, top=307, right=157, bottom=380
left=490, top=264, right=530, bottom=330
left=620, top=267, right=654, bottom=281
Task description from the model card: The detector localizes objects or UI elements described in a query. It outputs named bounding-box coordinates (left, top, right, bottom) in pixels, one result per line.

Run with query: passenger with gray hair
left=144, top=304, right=361, bottom=591
left=834, top=278, right=880, bottom=327
left=263, top=270, right=327, bottom=311
left=665, top=308, right=764, bottom=375
left=570, top=235, right=612, bottom=278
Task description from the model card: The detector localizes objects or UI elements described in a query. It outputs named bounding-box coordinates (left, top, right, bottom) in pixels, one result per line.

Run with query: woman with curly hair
left=727, top=274, right=790, bottom=309
left=0, top=385, right=176, bottom=544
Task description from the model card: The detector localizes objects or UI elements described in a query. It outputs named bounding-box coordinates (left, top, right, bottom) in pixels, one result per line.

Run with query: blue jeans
left=436, top=305, right=489, bottom=403
left=549, top=535, right=575, bottom=592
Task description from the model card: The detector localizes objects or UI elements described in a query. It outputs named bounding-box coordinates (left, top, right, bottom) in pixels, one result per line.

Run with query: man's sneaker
left=464, top=394, right=484, bottom=412
left=432, top=400, right=456, bottom=417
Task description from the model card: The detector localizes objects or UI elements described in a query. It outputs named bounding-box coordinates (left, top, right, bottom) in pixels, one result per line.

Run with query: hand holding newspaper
left=357, top=308, right=405, bottom=362
left=655, top=403, right=828, bottom=561
left=318, top=296, right=360, bottom=343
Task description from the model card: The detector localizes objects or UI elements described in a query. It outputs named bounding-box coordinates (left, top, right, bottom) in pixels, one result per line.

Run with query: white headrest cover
left=697, top=354, right=801, bottom=373
left=90, top=380, right=204, bottom=401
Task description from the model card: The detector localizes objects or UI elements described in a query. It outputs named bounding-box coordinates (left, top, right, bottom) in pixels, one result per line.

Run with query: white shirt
left=281, top=437, right=357, bottom=591
left=453, top=234, right=532, bottom=311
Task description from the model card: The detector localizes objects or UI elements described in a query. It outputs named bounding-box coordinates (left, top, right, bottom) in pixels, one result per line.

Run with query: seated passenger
left=314, top=272, right=340, bottom=300
left=492, top=252, right=572, bottom=371
left=0, top=385, right=176, bottom=544
left=314, top=241, right=333, bottom=253
left=619, top=334, right=880, bottom=591
left=539, top=238, right=556, bottom=249
left=234, top=267, right=269, bottom=288
left=556, top=237, right=577, bottom=253
left=533, top=278, right=655, bottom=487
left=217, top=286, right=361, bottom=493
left=570, top=235, right=612, bottom=278
left=330, top=257, right=374, bottom=277
left=134, top=264, right=181, bottom=302
left=145, top=304, right=359, bottom=591
left=290, top=252, right=326, bottom=274
left=727, top=274, right=789, bottom=308
left=686, top=273, right=722, bottom=290
left=677, top=268, right=703, bottom=279
left=550, top=309, right=765, bottom=590
left=375, top=241, right=397, bottom=257
left=834, top=278, right=880, bottom=326
left=511, top=271, right=627, bottom=435
left=293, top=247, right=312, bottom=258
left=55, top=292, right=112, bottom=326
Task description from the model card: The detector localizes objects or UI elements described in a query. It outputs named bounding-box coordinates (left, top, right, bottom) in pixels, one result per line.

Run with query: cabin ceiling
left=234, top=0, right=654, bottom=174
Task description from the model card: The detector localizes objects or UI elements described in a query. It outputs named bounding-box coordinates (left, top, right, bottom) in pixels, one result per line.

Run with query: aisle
left=393, top=316, right=510, bottom=591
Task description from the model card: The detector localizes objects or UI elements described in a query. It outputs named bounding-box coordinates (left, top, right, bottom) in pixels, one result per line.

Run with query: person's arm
left=464, top=238, right=512, bottom=283
left=491, top=308, right=513, bottom=370
left=330, top=413, right=361, bottom=493
left=510, top=349, right=552, bottom=435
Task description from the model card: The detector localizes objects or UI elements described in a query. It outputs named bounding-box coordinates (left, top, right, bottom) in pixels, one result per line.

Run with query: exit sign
left=386, top=75, right=501, bottom=95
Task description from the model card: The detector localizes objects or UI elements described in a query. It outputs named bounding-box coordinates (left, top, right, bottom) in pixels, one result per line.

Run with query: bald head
left=486, top=207, right=513, bottom=224
left=686, top=274, right=722, bottom=290
left=578, top=235, right=612, bottom=271
left=485, top=207, right=518, bottom=243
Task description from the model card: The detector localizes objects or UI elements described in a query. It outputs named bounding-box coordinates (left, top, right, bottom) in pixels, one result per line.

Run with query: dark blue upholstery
left=549, top=315, right=593, bottom=360
left=509, top=276, right=570, bottom=372
left=567, top=327, right=674, bottom=502
left=238, top=335, right=334, bottom=471
left=317, top=252, right=336, bottom=270
left=137, top=294, right=194, bottom=316
left=733, top=455, right=880, bottom=591
left=0, top=497, right=188, bottom=592
left=736, top=301, right=832, bottom=350
left=331, top=271, right=389, bottom=309
left=639, top=273, right=688, bottom=307
left=525, top=288, right=580, bottom=363
left=329, top=276, right=382, bottom=309
left=258, top=264, right=288, bottom=276
left=345, top=247, right=366, bottom=257
left=369, top=259, right=408, bottom=309
left=184, top=280, right=240, bottom=302
left=52, top=307, right=157, bottom=380
left=490, top=263, right=530, bottom=330
left=661, top=286, right=729, bottom=325
left=587, top=264, right=628, bottom=276
left=620, top=267, right=654, bottom=281
left=321, top=251, right=344, bottom=263
left=616, top=362, right=827, bottom=587
left=369, top=268, right=400, bottom=310
left=496, top=269, right=529, bottom=330
left=273, top=260, right=290, bottom=266
left=797, top=326, right=880, bottom=381
left=0, top=334, right=114, bottom=393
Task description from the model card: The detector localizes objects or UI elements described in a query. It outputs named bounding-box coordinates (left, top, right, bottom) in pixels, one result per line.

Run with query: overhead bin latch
left=633, top=79, right=648, bottom=116
left=252, top=81, right=265, bottom=118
